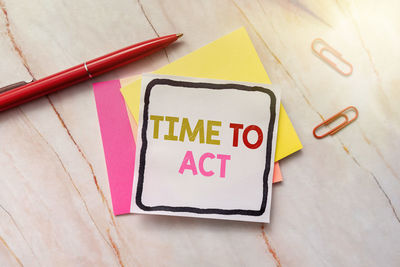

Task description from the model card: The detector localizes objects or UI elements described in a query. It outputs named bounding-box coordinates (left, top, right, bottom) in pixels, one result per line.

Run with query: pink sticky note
left=93, top=80, right=135, bottom=215
left=273, top=162, right=283, bottom=183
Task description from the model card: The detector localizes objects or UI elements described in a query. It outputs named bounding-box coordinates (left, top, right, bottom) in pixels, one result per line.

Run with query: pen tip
left=176, top=33, right=183, bottom=39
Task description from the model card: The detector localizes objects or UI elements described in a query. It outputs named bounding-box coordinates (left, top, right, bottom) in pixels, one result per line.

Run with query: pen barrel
left=0, top=34, right=178, bottom=112
left=86, top=34, right=178, bottom=77
left=0, top=65, right=89, bottom=111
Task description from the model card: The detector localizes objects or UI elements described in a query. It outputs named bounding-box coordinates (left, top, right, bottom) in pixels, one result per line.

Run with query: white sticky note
left=131, top=74, right=281, bottom=223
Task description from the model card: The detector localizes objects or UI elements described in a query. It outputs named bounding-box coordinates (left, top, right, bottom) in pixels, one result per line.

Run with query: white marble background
left=0, top=0, right=399, bottom=266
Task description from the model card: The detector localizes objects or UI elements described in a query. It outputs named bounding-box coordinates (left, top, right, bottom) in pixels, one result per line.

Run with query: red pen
left=0, top=33, right=183, bottom=112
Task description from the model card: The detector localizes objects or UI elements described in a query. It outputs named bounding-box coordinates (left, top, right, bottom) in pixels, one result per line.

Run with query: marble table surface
left=0, top=0, right=399, bottom=266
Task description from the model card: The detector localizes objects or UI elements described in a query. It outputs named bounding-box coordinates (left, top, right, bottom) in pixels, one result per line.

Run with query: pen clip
left=0, top=79, right=35, bottom=94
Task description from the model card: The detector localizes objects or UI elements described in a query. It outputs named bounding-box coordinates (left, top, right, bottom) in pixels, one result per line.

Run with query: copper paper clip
left=313, top=106, right=358, bottom=139
left=311, top=38, right=353, bottom=76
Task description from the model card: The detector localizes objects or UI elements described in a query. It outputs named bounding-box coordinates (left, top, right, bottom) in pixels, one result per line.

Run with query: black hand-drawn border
left=136, top=78, right=277, bottom=216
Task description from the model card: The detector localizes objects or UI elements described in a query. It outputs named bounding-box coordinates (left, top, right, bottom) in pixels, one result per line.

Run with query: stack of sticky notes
left=93, top=28, right=302, bottom=223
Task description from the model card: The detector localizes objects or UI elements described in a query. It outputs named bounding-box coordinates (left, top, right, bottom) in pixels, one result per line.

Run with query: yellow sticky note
left=121, top=27, right=302, bottom=161
left=276, top=104, right=302, bottom=160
